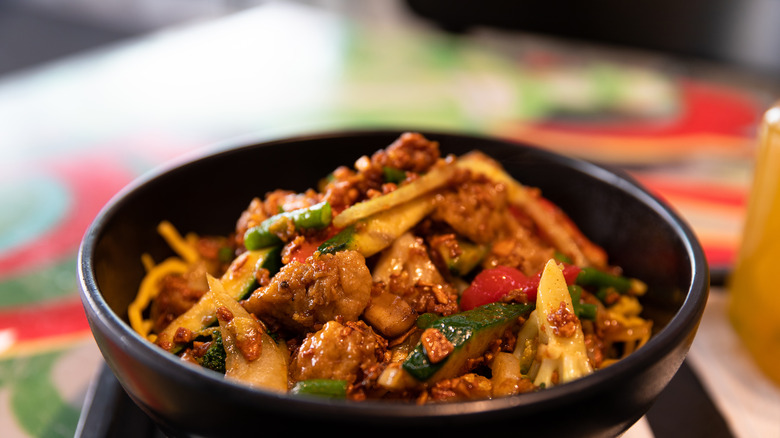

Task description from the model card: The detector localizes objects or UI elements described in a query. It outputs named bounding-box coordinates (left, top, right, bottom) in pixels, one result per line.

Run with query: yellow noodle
left=607, top=296, right=647, bottom=328
left=157, top=220, right=200, bottom=264
left=128, top=257, right=189, bottom=338
left=600, top=295, right=653, bottom=360
left=130, top=222, right=203, bottom=339
left=141, top=253, right=155, bottom=272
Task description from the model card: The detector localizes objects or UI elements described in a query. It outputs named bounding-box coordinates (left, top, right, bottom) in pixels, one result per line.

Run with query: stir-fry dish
left=129, top=132, right=651, bottom=403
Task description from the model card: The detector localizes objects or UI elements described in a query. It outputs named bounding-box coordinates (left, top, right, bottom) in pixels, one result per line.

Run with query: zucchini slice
left=402, top=302, right=533, bottom=383
left=156, top=247, right=280, bottom=353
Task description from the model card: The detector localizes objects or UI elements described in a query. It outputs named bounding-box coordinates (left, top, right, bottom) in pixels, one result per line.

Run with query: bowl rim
left=78, top=128, right=710, bottom=421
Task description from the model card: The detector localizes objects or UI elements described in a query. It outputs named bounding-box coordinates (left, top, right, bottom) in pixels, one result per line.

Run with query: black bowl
left=78, top=130, right=708, bottom=438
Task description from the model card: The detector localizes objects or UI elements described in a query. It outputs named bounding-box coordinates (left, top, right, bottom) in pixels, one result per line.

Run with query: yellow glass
left=728, top=101, right=780, bottom=385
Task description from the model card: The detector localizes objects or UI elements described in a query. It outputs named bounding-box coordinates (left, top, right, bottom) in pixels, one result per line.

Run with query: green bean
left=576, top=267, right=632, bottom=294
left=244, top=202, right=332, bottom=250
left=568, top=285, right=597, bottom=320
left=290, top=379, right=348, bottom=398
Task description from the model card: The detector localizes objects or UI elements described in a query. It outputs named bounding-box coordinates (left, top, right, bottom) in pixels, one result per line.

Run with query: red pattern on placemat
left=528, top=80, right=760, bottom=138
left=0, top=296, right=88, bottom=342
left=635, top=176, right=748, bottom=209
left=0, top=156, right=135, bottom=277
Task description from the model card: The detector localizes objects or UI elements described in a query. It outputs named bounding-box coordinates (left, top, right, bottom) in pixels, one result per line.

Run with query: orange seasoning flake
left=173, top=327, right=193, bottom=344
left=547, top=301, right=579, bottom=338
left=232, top=317, right=262, bottom=362
left=421, top=328, right=455, bottom=364
left=216, top=306, right=234, bottom=323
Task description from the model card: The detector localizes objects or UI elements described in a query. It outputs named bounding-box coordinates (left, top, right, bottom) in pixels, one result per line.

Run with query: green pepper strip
left=244, top=201, right=332, bottom=250
left=553, top=251, right=573, bottom=264
left=382, top=166, right=407, bottom=184
left=568, top=285, right=597, bottom=320
left=317, top=225, right=356, bottom=255
left=290, top=379, right=348, bottom=398
left=415, top=312, right=439, bottom=329
left=576, top=267, right=632, bottom=294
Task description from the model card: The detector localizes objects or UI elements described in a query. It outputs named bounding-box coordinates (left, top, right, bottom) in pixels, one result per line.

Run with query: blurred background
left=4, top=0, right=780, bottom=76
left=1, top=1, right=778, bottom=437
left=3, top=0, right=779, bottom=270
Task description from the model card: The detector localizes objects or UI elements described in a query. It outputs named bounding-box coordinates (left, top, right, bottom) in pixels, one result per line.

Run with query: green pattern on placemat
left=0, top=256, right=78, bottom=307
left=0, top=351, right=79, bottom=438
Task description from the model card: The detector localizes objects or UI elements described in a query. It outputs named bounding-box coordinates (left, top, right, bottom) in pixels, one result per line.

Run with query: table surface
left=1, top=3, right=779, bottom=437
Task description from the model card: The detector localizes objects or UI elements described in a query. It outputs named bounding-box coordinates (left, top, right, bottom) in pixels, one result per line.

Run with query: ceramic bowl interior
left=79, top=130, right=709, bottom=438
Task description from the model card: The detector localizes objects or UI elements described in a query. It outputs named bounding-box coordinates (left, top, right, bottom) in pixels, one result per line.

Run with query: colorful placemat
left=0, top=3, right=773, bottom=436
